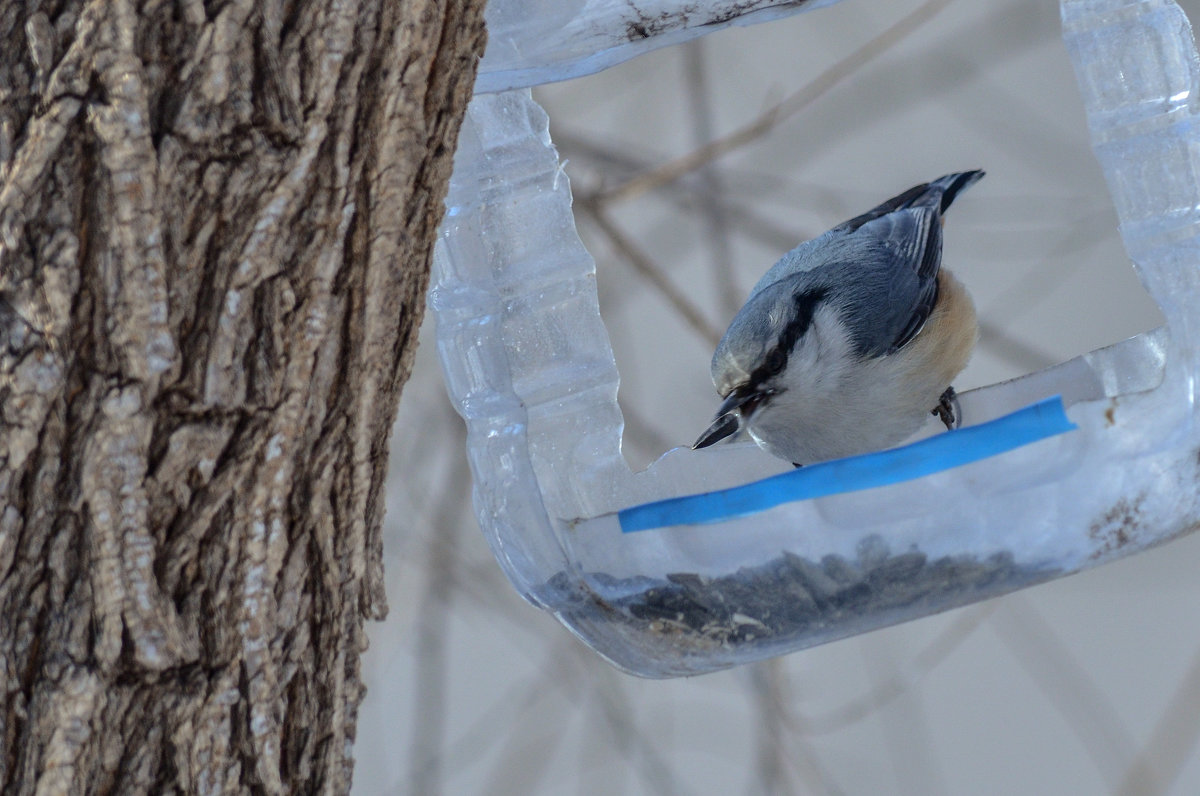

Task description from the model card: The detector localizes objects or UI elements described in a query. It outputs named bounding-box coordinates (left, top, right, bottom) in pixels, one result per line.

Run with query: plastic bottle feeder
left=431, top=0, right=1200, bottom=677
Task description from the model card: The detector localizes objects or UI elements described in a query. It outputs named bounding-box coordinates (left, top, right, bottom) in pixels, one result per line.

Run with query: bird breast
left=747, top=269, right=977, bottom=465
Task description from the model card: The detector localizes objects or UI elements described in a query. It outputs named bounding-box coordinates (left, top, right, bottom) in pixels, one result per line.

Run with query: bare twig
left=977, top=319, right=1058, bottom=373
left=797, top=603, right=993, bottom=734
left=684, top=41, right=741, bottom=319
left=862, top=640, right=948, bottom=796
left=749, top=661, right=791, bottom=794
left=409, top=428, right=469, bottom=795
left=991, top=596, right=1153, bottom=793
left=579, top=199, right=724, bottom=345
left=554, top=129, right=823, bottom=250
left=1119, top=644, right=1200, bottom=795
left=592, top=665, right=696, bottom=796
left=742, top=662, right=847, bottom=794
left=596, top=0, right=957, bottom=205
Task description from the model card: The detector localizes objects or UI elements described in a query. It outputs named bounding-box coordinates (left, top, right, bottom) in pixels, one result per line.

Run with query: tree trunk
left=0, top=1, right=485, bottom=792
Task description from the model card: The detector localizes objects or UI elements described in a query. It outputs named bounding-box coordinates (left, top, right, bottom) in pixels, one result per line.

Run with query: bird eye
left=766, top=348, right=786, bottom=372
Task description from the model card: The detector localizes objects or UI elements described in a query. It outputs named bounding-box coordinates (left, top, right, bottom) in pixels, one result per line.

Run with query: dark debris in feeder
left=541, top=535, right=1058, bottom=650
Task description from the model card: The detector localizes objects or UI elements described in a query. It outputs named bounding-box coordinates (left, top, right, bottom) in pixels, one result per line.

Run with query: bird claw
left=932, top=386, right=961, bottom=430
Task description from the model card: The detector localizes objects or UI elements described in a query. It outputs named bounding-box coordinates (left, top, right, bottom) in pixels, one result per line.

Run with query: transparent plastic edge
left=427, top=0, right=1200, bottom=676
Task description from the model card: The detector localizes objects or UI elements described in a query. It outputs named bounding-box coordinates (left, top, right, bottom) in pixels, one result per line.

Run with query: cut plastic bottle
left=431, top=0, right=1200, bottom=676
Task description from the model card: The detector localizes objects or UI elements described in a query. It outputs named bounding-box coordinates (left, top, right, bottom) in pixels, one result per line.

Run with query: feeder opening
left=432, top=0, right=1200, bottom=677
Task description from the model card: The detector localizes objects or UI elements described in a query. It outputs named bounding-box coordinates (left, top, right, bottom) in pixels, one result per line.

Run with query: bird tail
left=927, top=170, right=985, bottom=214
left=837, top=170, right=984, bottom=232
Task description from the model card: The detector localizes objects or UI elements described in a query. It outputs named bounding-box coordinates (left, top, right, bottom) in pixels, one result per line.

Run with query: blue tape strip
left=619, top=395, right=1077, bottom=533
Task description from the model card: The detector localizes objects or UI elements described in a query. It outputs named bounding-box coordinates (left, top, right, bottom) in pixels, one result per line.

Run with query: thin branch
left=749, top=661, right=791, bottom=794
left=976, top=319, right=1059, bottom=373
left=979, top=210, right=1113, bottom=323
left=862, top=640, right=947, bottom=796
left=595, top=0, right=958, bottom=205
left=990, top=596, right=1153, bottom=793
left=1119, top=644, right=1200, bottom=795
left=554, top=128, right=822, bottom=251
left=423, top=641, right=581, bottom=786
left=683, top=40, right=741, bottom=319
left=745, top=660, right=848, bottom=795
left=590, top=665, right=695, bottom=796
left=579, top=199, right=724, bottom=345
left=409, top=428, right=469, bottom=795
left=796, top=603, right=993, bottom=735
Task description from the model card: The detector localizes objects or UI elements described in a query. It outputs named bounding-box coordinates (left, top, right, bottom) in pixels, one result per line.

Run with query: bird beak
left=692, top=412, right=740, bottom=449
left=692, top=390, right=762, bottom=450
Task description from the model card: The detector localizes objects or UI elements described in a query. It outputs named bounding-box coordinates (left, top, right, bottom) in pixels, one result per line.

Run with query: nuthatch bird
left=693, top=171, right=982, bottom=466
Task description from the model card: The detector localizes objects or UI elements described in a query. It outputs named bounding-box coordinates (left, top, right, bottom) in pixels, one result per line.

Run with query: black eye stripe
left=748, top=288, right=826, bottom=387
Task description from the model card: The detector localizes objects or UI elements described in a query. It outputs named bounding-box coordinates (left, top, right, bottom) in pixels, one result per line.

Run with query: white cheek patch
left=777, top=307, right=855, bottom=393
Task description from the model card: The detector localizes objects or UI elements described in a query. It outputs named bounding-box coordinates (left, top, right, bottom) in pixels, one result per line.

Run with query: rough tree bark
left=0, top=1, right=486, bottom=792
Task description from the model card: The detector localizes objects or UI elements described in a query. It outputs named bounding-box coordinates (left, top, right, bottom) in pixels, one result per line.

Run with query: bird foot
left=932, top=386, right=961, bottom=430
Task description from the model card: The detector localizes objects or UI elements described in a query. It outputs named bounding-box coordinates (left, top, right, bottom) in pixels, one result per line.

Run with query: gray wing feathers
left=845, top=206, right=942, bottom=356
left=740, top=171, right=981, bottom=360
left=713, top=171, right=982, bottom=388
